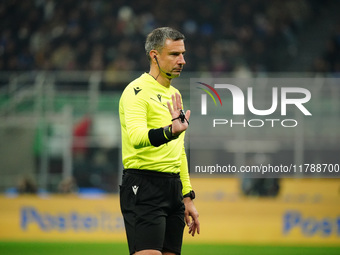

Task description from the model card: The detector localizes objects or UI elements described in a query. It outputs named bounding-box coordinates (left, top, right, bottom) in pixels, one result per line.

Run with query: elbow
left=128, top=131, right=149, bottom=149
left=132, top=141, right=144, bottom=149
left=130, top=136, right=145, bottom=149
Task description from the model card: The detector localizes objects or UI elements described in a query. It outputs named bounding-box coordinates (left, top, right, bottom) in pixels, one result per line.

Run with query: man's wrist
left=163, top=125, right=179, bottom=140
left=183, top=190, right=195, bottom=200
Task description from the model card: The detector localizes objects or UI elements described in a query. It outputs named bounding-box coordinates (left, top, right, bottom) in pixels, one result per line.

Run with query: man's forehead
left=163, top=39, right=185, bottom=52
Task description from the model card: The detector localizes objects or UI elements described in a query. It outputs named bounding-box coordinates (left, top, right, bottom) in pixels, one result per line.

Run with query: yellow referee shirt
left=119, top=73, right=192, bottom=195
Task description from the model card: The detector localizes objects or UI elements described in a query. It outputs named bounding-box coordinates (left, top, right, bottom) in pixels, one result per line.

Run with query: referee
left=119, top=27, right=200, bottom=255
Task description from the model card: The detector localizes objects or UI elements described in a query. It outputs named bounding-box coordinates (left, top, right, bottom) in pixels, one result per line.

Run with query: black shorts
left=120, top=169, right=185, bottom=255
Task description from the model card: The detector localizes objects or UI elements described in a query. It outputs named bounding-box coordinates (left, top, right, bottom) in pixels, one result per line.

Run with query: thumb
left=185, top=110, right=191, bottom=121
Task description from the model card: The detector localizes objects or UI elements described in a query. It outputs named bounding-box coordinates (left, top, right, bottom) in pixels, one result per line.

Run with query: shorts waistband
left=124, top=168, right=180, bottom=178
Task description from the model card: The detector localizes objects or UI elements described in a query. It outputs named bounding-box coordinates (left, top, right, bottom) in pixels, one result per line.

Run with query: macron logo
left=134, top=87, right=142, bottom=95
left=132, top=185, right=139, bottom=195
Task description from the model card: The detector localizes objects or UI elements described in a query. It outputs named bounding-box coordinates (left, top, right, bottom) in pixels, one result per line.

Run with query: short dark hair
left=145, top=27, right=185, bottom=61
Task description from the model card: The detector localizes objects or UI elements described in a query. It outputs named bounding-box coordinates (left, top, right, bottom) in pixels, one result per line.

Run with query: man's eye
left=171, top=53, right=184, bottom=56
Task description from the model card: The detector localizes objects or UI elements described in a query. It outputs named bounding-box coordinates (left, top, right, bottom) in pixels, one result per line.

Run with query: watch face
left=191, top=190, right=195, bottom=199
left=184, top=190, right=195, bottom=199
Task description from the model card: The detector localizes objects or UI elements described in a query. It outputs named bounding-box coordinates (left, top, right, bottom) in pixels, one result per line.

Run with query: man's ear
left=149, top=50, right=158, bottom=62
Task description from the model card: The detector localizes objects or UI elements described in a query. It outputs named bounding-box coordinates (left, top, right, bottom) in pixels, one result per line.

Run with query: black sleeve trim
left=148, top=128, right=168, bottom=147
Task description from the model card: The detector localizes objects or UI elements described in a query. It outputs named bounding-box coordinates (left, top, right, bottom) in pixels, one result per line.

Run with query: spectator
left=16, top=176, right=37, bottom=194
left=58, top=176, right=78, bottom=194
left=0, top=0, right=332, bottom=76
left=312, top=22, right=340, bottom=74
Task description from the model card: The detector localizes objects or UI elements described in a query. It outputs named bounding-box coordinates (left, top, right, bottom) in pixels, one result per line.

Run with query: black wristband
left=148, top=126, right=178, bottom=147
left=148, top=128, right=168, bottom=147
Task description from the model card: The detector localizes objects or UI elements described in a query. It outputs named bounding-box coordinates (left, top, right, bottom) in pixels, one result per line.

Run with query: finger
left=188, top=222, right=194, bottom=233
left=196, top=219, right=200, bottom=235
left=189, top=222, right=197, bottom=236
left=175, top=93, right=182, bottom=110
left=188, top=222, right=193, bottom=233
left=191, top=213, right=200, bottom=236
left=167, top=101, right=173, bottom=114
left=189, top=226, right=193, bottom=235
left=193, top=216, right=200, bottom=236
left=171, top=94, right=177, bottom=111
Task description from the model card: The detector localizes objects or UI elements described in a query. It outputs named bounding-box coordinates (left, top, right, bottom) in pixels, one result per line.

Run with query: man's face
left=157, top=39, right=186, bottom=77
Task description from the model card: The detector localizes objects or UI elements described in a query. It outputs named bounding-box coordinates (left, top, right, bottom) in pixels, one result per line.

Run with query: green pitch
left=0, top=242, right=339, bottom=255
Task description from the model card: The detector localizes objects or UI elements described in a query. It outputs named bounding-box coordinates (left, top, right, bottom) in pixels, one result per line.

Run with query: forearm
left=180, top=147, right=192, bottom=195
left=125, top=104, right=176, bottom=148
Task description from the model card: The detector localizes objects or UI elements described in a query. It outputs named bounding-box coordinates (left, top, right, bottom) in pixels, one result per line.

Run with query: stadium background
left=0, top=0, right=340, bottom=254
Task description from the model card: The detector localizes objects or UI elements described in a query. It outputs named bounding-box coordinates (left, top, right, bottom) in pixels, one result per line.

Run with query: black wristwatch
left=183, top=190, right=195, bottom=200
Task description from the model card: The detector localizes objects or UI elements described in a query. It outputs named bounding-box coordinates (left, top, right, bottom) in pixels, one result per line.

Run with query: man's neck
left=149, top=68, right=171, bottom=88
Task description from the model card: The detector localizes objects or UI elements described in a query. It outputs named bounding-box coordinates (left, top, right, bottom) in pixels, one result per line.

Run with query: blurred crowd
left=0, top=0, right=335, bottom=75
left=312, top=22, right=340, bottom=74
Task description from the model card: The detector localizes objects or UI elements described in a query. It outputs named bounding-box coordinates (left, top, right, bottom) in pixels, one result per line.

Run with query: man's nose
left=178, top=54, right=186, bottom=65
